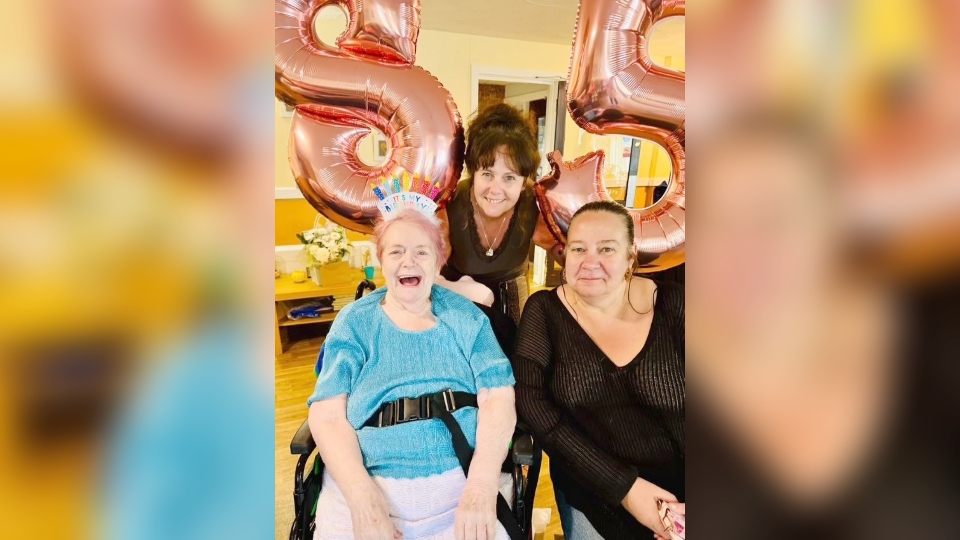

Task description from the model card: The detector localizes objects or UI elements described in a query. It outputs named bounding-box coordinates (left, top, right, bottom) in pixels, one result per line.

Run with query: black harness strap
left=428, top=392, right=525, bottom=540
left=363, top=390, right=477, bottom=428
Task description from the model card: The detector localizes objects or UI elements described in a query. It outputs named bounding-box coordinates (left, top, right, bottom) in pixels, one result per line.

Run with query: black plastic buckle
left=395, top=396, right=432, bottom=424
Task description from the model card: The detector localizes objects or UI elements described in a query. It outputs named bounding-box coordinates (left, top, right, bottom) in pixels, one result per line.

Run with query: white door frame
left=470, top=66, right=565, bottom=167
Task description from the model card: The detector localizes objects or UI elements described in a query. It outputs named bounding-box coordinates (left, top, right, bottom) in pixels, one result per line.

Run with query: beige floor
left=274, top=333, right=564, bottom=540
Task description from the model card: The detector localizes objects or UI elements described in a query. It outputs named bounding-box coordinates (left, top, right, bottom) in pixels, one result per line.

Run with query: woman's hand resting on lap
left=455, top=479, right=499, bottom=540
left=347, top=484, right=402, bottom=540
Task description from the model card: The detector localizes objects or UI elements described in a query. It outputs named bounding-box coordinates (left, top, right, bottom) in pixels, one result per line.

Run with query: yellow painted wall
left=275, top=199, right=373, bottom=246
left=275, top=199, right=323, bottom=246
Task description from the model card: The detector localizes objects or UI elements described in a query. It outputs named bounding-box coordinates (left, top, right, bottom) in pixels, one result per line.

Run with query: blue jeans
left=554, top=486, right=606, bottom=540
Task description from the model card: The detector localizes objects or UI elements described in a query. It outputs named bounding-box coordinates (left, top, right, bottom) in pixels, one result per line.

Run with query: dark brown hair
left=464, top=103, right=540, bottom=182
left=461, top=103, right=541, bottom=239
left=570, top=200, right=636, bottom=256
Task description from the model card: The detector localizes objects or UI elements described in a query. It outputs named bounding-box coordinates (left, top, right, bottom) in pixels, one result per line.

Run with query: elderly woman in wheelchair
left=305, top=209, right=522, bottom=540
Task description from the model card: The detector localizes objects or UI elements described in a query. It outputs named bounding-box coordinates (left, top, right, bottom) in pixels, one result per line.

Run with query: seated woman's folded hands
left=344, top=484, right=402, bottom=540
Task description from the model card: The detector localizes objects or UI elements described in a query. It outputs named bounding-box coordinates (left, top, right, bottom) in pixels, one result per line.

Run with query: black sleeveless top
left=441, top=180, right=539, bottom=286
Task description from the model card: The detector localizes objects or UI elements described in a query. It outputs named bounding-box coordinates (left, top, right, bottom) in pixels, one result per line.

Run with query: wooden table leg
left=274, top=303, right=284, bottom=357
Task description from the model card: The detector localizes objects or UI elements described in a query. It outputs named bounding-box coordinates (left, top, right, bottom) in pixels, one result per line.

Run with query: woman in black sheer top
left=514, top=201, right=685, bottom=539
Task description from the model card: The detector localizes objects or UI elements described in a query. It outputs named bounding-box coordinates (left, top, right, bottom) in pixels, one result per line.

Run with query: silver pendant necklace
left=478, top=213, right=509, bottom=257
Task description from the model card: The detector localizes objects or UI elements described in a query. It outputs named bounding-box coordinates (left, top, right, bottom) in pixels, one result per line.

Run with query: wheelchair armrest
left=511, top=431, right=535, bottom=467
left=290, top=418, right=316, bottom=455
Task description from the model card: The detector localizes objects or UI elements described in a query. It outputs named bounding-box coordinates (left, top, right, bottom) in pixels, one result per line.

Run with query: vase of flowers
left=296, top=217, right=351, bottom=286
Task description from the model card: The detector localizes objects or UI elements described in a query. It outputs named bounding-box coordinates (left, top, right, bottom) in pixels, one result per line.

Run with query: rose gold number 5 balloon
left=275, top=0, right=464, bottom=233
left=540, top=0, right=685, bottom=271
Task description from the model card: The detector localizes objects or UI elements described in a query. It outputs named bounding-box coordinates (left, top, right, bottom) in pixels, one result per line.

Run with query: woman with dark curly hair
left=436, top=103, right=546, bottom=325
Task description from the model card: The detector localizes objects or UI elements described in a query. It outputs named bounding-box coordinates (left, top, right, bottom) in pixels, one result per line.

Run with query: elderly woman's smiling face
left=379, top=219, right=439, bottom=304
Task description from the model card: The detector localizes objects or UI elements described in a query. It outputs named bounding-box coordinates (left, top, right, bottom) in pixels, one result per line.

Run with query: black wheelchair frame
left=288, top=279, right=542, bottom=540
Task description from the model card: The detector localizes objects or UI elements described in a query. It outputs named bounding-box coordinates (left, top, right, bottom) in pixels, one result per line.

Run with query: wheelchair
left=289, top=279, right=542, bottom=540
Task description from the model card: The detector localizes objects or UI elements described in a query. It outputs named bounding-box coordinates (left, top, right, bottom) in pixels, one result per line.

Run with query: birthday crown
left=371, top=173, right=446, bottom=220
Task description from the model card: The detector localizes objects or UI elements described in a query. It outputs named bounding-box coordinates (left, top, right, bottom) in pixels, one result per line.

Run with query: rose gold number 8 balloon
left=275, top=0, right=464, bottom=233
left=537, top=0, right=685, bottom=271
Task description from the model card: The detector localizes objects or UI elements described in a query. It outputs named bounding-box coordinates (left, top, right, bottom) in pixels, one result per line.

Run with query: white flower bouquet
left=296, top=218, right=351, bottom=267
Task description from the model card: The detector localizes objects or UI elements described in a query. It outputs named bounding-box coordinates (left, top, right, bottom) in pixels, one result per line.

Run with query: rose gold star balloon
left=539, top=0, right=685, bottom=271
left=535, top=148, right=685, bottom=272
left=535, top=150, right=609, bottom=248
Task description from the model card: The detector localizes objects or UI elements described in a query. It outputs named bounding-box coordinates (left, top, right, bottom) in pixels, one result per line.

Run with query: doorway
left=473, top=71, right=558, bottom=179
